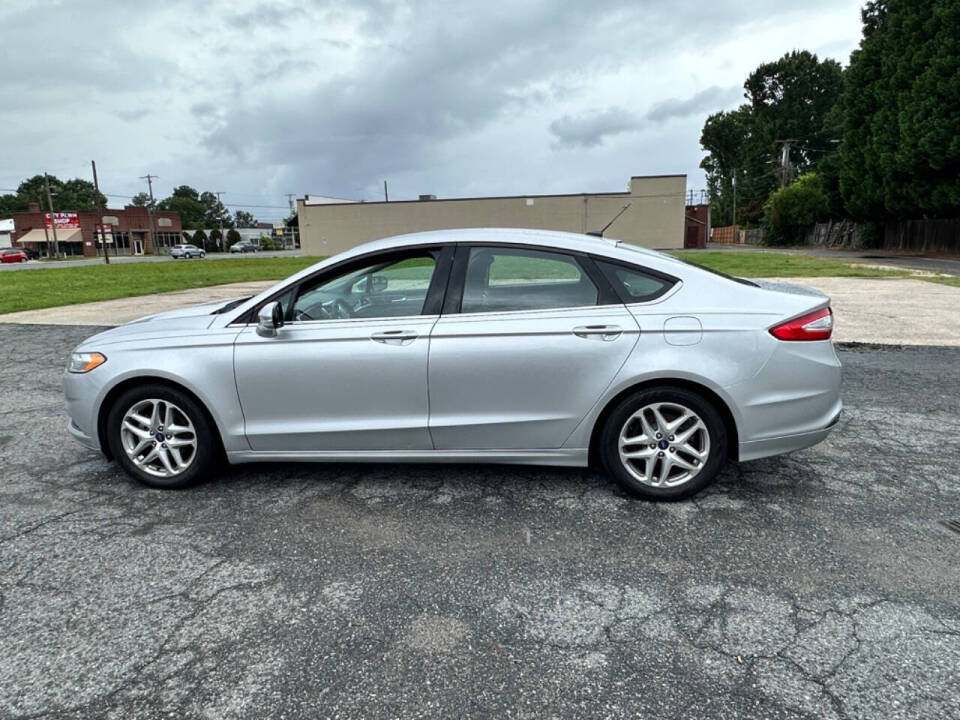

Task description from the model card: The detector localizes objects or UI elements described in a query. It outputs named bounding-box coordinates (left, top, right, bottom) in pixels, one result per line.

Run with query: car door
left=234, top=246, right=450, bottom=452
left=427, top=244, right=640, bottom=450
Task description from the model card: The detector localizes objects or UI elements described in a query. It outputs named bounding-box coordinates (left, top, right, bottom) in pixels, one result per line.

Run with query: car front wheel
left=106, top=384, right=217, bottom=489
left=599, top=386, right=727, bottom=500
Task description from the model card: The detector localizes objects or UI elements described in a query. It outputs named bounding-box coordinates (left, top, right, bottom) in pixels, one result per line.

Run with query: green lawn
left=923, top=275, right=960, bottom=287
left=672, top=251, right=909, bottom=278
left=0, top=257, right=321, bottom=314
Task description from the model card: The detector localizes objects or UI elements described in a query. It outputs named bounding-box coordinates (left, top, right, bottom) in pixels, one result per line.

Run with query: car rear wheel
left=106, top=384, right=217, bottom=489
left=599, top=386, right=726, bottom=500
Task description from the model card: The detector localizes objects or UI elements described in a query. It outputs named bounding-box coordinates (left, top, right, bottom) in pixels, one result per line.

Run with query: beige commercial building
left=299, top=174, right=686, bottom=256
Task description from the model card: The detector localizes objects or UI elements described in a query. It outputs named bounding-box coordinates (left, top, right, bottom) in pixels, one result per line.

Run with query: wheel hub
left=617, top=401, right=711, bottom=488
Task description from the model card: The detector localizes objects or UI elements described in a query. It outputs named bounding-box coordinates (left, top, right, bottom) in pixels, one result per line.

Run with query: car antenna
left=586, top=203, right=631, bottom=237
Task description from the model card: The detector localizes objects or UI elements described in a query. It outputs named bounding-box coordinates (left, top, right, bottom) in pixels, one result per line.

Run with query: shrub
left=762, top=173, right=830, bottom=245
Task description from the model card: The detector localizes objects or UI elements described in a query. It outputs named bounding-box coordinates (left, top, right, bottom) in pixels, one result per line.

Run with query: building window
left=113, top=231, right=131, bottom=255
left=154, top=232, right=180, bottom=251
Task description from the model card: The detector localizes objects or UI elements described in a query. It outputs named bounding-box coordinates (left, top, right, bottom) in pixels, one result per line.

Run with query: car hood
left=75, top=296, right=248, bottom=349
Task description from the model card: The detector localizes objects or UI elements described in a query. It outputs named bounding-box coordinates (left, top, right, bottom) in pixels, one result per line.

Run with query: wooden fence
left=711, top=225, right=739, bottom=244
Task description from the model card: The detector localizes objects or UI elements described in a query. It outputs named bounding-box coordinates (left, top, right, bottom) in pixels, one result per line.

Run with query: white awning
left=16, top=228, right=82, bottom=244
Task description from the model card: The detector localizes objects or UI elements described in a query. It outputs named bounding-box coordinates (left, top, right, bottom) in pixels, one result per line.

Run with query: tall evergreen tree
left=836, top=0, right=960, bottom=218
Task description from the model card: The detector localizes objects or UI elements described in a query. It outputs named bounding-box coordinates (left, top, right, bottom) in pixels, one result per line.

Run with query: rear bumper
left=738, top=407, right=841, bottom=461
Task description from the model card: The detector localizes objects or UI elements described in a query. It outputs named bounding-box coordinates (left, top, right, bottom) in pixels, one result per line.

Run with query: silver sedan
left=63, top=229, right=841, bottom=500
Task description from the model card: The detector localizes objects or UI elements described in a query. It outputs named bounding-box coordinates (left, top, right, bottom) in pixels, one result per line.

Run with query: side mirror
left=256, top=301, right=284, bottom=338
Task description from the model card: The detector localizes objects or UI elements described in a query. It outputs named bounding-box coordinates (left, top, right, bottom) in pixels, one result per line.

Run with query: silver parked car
left=63, top=229, right=841, bottom=499
left=170, top=243, right=205, bottom=259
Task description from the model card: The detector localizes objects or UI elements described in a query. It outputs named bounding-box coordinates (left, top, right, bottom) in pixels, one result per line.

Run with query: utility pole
left=215, top=191, right=226, bottom=251
left=775, top=139, right=795, bottom=187
left=139, top=174, right=158, bottom=256
left=383, top=181, right=389, bottom=202
left=286, top=193, right=295, bottom=215
left=91, top=161, right=109, bottom=264
left=731, top=170, right=738, bottom=228
left=43, top=173, right=59, bottom=258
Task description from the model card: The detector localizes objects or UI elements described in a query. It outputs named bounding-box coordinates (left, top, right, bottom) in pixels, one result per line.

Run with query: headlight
left=68, top=352, right=107, bottom=373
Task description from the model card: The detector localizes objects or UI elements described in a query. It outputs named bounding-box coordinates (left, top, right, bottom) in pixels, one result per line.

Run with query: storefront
left=12, top=204, right=183, bottom=257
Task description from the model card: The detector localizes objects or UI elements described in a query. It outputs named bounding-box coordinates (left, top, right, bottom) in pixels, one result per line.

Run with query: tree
left=745, top=51, right=843, bottom=176
left=835, top=0, right=960, bottom=218
left=700, top=108, right=751, bottom=225
left=226, top=228, right=242, bottom=246
left=208, top=228, right=223, bottom=250
left=284, top=212, right=298, bottom=228
left=9, top=174, right=106, bottom=212
left=192, top=229, right=208, bottom=247
left=158, top=186, right=206, bottom=230
left=130, top=192, right=154, bottom=208
left=700, top=51, right=843, bottom=226
left=0, top=194, right=27, bottom=216
left=233, top=210, right=257, bottom=228
left=200, top=191, right=233, bottom=230
left=762, top=173, right=830, bottom=245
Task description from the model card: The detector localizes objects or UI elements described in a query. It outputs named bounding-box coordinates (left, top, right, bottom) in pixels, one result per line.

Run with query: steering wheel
left=295, top=298, right=354, bottom=321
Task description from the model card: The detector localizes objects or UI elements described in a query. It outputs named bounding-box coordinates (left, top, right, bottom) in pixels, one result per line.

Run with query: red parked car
left=0, top=248, right=29, bottom=263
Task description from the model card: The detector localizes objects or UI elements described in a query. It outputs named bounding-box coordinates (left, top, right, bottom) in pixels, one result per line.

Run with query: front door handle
left=573, top=325, right=622, bottom=341
left=370, top=329, right=418, bottom=345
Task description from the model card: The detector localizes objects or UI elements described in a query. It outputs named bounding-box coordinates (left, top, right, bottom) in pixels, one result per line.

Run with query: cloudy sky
left=0, top=0, right=864, bottom=222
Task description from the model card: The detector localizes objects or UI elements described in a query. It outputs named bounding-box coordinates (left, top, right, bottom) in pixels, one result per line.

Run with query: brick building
left=12, top=203, right=183, bottom=257
left=684, top=203, right=710, bottom=248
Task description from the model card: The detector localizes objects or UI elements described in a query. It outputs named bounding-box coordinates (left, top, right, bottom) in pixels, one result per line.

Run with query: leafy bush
left=762, top=173, right=830, bottom=245
left=226, top=229, right=241, bottom=246
left=192, top=229, right=208, bottom=247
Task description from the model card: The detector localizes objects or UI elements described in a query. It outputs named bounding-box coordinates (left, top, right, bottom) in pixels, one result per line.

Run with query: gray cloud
left=646, top=85, right=744, bottom=123
left=116, top=108, right=150, bottom=122
left=0, top=0, right=865, bottom=206
left=549, top=107, right=641, bottom=148
left=225, top=4, right=306, bottom=29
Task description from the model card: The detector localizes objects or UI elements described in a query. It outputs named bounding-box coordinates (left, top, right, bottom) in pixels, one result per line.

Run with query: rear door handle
left=370, top=329, right=418, bottom=345
left=573, top=324, right=622, bottom=341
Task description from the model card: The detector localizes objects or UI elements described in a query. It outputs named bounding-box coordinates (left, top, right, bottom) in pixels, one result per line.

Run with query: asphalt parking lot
left=2, top=325, right=958, bottom=719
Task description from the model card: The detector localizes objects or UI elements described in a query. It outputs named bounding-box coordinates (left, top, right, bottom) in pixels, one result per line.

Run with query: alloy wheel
left=618, top=402, right=710, bottom=488
left=120, top=398, right=198, bottom=478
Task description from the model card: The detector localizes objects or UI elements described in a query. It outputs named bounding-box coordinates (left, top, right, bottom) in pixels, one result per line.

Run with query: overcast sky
left=0, top=0, right=864, bottom=222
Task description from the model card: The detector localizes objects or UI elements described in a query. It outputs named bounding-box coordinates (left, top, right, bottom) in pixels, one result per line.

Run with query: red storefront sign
left=44, top=212, right=80, bottom=230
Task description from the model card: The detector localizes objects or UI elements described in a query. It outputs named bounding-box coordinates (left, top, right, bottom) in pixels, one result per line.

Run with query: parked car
left=62, top=229, right=841, bottom=499
left=230, top=240, right=257, bottom=253
left=170, top=244, right=206, bottom=259
left=0, top=248, right=28, bottom=263
left=20, top=246, right=40, bottom=260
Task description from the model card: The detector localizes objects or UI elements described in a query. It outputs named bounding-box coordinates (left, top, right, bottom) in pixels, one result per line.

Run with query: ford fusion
left=63, top=229, right=841, bottom=500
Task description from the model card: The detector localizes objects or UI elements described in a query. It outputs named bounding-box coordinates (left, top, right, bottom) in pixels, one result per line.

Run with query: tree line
left=0, top=178, right=261, bottom=230
left=700, top=0, right=958, bottom=244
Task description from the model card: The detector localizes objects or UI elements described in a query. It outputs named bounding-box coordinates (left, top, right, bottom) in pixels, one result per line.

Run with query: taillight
left=770, top=307, right=833, bottom=341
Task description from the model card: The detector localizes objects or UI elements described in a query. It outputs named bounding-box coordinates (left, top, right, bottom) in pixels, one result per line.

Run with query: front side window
left=460, top=247, right=598, bottom=314
left=290, top=253, right=437, bottom=321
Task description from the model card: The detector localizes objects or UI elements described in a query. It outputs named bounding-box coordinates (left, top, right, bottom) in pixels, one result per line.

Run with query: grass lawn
left=923, top=275, right=960, bottom=287
left=672, top=251, right=909, bottom=278
left=0, top=257, right=321, bottom=314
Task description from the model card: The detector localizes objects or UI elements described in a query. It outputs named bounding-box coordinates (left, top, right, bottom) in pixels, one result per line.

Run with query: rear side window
left=595, top=261, right=676, bottom=303
left=461, top=247, right=599, bottom=313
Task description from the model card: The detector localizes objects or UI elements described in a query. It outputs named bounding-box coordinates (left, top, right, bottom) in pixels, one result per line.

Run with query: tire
left=599, top=386, right=727, bottom=501
left=106, top=383, right=218, bottom=489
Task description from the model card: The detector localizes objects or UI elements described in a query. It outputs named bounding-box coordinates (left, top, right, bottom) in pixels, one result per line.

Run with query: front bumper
left=68, top=418, right=100, bottom=451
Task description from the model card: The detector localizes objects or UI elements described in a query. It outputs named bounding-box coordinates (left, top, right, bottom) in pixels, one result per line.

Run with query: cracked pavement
left=1, top=325, right=958, bottom=719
